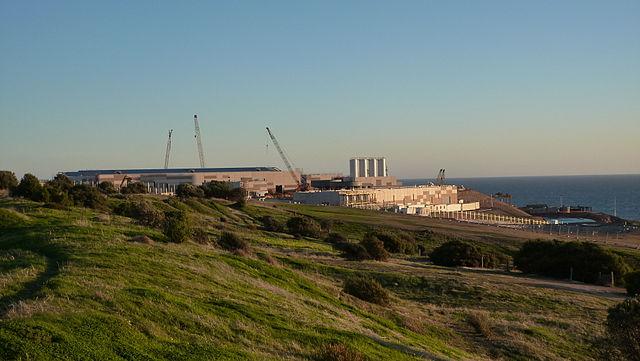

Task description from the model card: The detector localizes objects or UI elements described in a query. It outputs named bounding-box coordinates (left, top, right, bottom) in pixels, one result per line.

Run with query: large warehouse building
left=63, top=167, right=301, bottom=196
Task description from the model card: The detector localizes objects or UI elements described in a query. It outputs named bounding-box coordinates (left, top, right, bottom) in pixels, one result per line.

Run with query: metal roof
left=63, top=167, right=282, bottom=176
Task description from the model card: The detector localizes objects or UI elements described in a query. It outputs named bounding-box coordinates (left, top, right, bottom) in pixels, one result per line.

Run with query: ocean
left=401, top=174, right=640, bottom=221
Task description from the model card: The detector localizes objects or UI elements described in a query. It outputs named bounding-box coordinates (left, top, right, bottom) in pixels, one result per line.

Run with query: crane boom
left=193, top=114, right=205, bottom=168
left=265, top=127, right=301, bottom=188
left=164, top=129, right=173, bottom=169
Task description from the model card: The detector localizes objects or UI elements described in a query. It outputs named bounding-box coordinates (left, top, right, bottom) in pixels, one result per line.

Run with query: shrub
left=200, top=181, right=233, bottom=198
left=625, top=271, right=640, bottom=296
left=286, top=216, right=322, bottom=238
left=430, top=240, right=506, bottom=268
left=430, top=240, right=481, bottom=267
left=12, top=173, right=44, bottom=201
left=200, top=181, right=247, bottom=202
left=514, top=240, right=629, bottom=284
left=97, top=181, right=116, bottom=194
left=68, top=184, right=107, bottom=209
left=371, top=231, right=418, bottom=255
left=359, top=234, right=389, bottom=261
left=316, top=343, right=366, bottom=361
left=343, top=276, right=389, bottom=305
left=325, top=232, right=348, bottom=245
left=218, top=231, right=249, bottom=251
left=606, top=297, right=640, bottom=360
left=175, top=184, right=205, bottom=198
left=121, top=182, right=147, bottom=194
left=115, top=200, right=165, bottom=228
left=259, top=215, right=285, bottom=232
left=163, top=210, right=191, bottom=243
left=0, top=171, right=18, bottom=190
left=337, top=242, right=370, bottom=261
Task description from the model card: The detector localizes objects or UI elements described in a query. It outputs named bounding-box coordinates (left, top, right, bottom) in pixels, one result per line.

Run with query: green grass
left=0, top=197, right=630, bottom=360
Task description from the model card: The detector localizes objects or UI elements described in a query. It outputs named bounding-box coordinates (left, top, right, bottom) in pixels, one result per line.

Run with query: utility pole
left=193, top=114, right=205, bottom=168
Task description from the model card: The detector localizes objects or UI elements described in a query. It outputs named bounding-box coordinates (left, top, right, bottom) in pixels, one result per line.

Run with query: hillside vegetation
left=0, top=196, right=636, bottom=360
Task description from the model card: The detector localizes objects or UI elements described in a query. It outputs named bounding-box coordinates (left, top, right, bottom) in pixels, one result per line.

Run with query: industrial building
left=292, top=184, right=470, bottom=209
left=63, top=167, right=301, bottom=196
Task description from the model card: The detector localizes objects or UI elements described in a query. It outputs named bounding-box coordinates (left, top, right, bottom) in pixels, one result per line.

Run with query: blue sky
left=1, top=0, right=639, bottom=179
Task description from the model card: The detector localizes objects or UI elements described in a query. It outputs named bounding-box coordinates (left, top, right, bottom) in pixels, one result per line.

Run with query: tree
left=343, top=276, right=390, bottom=305
left=163, top=210, right=191, bottom=243
left=175, top=184, right=205, bottom=198
left=606, top=296, right=640, bottom=360
left=12, top=173, right=45, bottom=201
left=200, top=181, right=232, bottom=198
left=0, top=171, right=18, bottom=190
left=47, top=174, right=74, bottom=192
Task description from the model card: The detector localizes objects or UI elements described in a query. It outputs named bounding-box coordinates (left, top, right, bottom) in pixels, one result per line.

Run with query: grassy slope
left=0, top=197, right=628, bottom=360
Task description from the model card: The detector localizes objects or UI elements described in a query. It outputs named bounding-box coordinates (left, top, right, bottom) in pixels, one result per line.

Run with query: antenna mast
left=164, top=129, right=173, bottom=169
left=193, top=114, right=205, bottom=168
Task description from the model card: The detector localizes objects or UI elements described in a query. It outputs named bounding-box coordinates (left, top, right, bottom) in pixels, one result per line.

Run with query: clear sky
left=1, top=1, right=639, bottom=179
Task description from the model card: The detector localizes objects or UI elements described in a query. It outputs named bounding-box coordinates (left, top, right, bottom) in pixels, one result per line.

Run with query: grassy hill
left=0, top=196, right=630, bottom=360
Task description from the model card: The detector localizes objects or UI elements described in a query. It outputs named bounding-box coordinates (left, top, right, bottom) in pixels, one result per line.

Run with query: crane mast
left=193, top=114, right=205, bottom=168
left=265, top=127, right=301, bottom=188
left=164, top=129, right=173, bottom=169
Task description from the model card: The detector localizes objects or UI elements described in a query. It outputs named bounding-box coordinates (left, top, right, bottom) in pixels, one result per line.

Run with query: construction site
left=63, top=114, right=544, bottom=226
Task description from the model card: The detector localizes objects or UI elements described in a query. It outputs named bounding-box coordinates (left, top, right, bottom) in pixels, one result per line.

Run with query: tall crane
left=164, top=129, right=173, bottom=169
left=193, top=114, right=205, bottom=168
left=436, top=168, right=446, bottom=186
left=265, top=127, right=302, bottom=189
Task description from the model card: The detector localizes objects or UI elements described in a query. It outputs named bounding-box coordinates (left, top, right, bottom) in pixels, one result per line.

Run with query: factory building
left=293, top=184, right=464, bottom=209
left=63, top=167, right=300, bottom=196
left=350, top=157, right=387, bottom=178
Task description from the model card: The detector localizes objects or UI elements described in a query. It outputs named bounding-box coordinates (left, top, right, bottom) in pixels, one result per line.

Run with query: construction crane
left=193, top=114, right=205, bottom=168
left=265, top=126, right=303, bottom=190
left=164, top=129, right=173, bottom=169
left=436, top=168, right=446, bottom=186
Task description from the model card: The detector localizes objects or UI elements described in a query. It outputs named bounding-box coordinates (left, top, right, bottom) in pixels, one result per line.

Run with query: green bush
left=286, top=216, right=322, bottom=238
left=163, top=210, right=191, bottom=243
left=606, top=296, right=640, bottom=360
left=0, top=170, right=18, bottom=190
left=121, top=182, right=147, bottom=194
left=343, top=276, right=389, bottom=305
left=360, top=234, right=389, bottom=261
left=430, top=240, right=506, bottom=268
left=371, top=231, right=418, bottom=254
left=217, top=231, right=249, bottom=251
left=316, top=343, right=366, bottom=361
left=68, top=184, right=107, bottom=209
left=625, top=271, right=640, bottom=296
left=514, top=240, right=629, bottom=284
left=115, top=200, right=165, bottom=228
left=175, top=184, right=205, bottom=198
left=200, top=181, right=247, bottom=202
left=259, top=215, right=285, bottom=232
left=337, top=242, right=370, bottom=261
left=97, top=181, right=116, bottom=194
left=325, top=232, right=348, bottom=244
